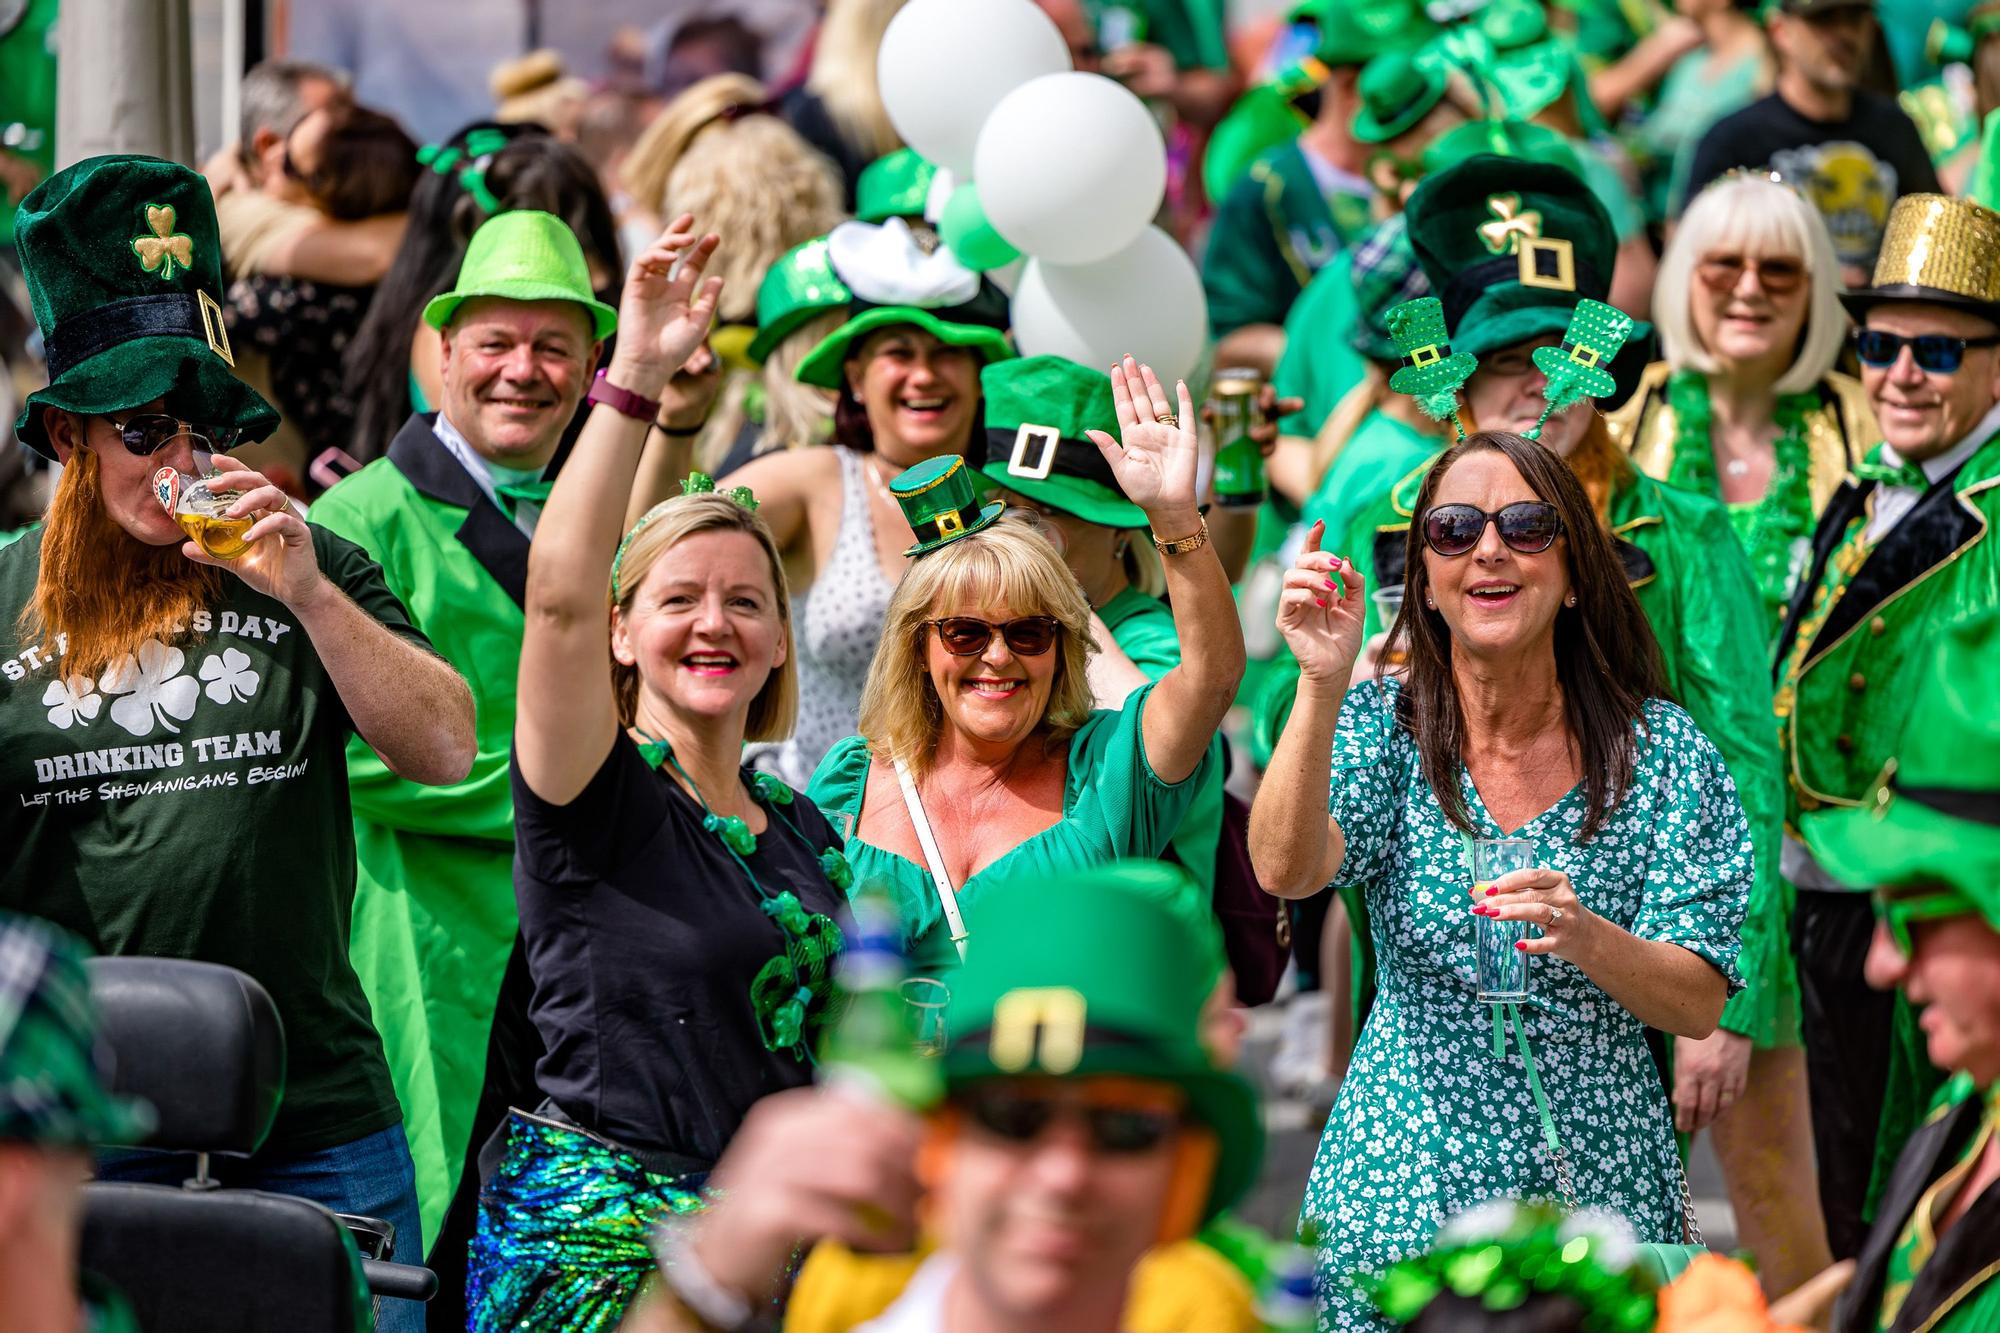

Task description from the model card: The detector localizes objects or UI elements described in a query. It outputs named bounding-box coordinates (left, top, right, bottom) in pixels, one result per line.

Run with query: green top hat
left=977, top=356, right=1148, bottom=530
left=857, top=148, right=940, bottom=224
left=1353, top=49, right=1451, bottom=143
left=1805, top=610, right=2000, bottom=932
left=1526, top=297, right=1634, bottom=437
left=0, top=913, right=155, bottom=1148
left=747, top=236, right=853, bottom=365
left=1385, top=298, right=1477, bottom=425
left=423, top=210, right=618, bottom=338
left=891, top=454, right=1006, bottom=556
left=942, top=861, right=1262, bottom=1223
left=14, top=154, right=279, bottom=460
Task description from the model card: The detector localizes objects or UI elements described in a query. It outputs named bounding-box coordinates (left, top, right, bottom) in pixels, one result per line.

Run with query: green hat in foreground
left=423, top=209, right=617, bottom=338
left=1805, top=609, right=2000, bottom=933
left=1368, top=1201, right=1658, bottom=1328
left=15, top=154, right=279, bottom=459
left=942, top=861, right=1261, bottom=1223
left=747, top=236, right=852, bottom=364
left=0, top=913, right=156, bottom=1148
left=857, top=148, right=940, bottom=224
left=1353, top=50, right=1451, bottom=143
left=978, top=356, right=1147, bottom=529
left=891, top=454, right=1006, bottom=555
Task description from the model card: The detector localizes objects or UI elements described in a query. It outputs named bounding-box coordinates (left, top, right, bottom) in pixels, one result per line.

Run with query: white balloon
left=876, top=0, right=1070, bottom=177
left=1010, top=227, right=1208, bottom=384
left=975, top=72, right=1166, bottom=265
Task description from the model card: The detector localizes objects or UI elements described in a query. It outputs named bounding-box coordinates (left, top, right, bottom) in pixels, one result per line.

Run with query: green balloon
left=940, top=182, right=1022, bottom=272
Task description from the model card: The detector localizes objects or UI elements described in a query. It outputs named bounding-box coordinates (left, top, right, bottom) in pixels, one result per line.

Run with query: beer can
left=1209, top=367, right=1267, bottom=508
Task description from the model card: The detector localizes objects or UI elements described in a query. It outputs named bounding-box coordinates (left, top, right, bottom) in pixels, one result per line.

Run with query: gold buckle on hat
left=1009, top=423, right=1061, bottom=479
left=197, top=289, right=235, bottom=367
left=1518, top=237, right=1575, bottom=292
left=1568, top=344, right=1600, bottom=367
left=1410, top=344, right=1442, bottom=367
left=990, top=987, right=1088, bottom=1074
left=936, top=509, right=966, bottom=538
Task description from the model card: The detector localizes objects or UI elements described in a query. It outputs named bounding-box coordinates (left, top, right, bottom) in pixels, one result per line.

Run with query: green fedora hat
left=747, top=236, right=853, bottom=365
left=977, top=356, right=1148, bottom=530
left=942, top=860, right=1262, bottom=1223
left=423, top=209, right=617, bottom=338
left=15, top=154, right=279, bottom=460
left=1804, top=609, right=2000, bottom=930
left=0, top=912, right=156, bottom=1149
left=891, top=453, right=1006, bottom=556
left=857, top=147, right=941, bottom=225
left=1353, top=49, right=1451, bottom=144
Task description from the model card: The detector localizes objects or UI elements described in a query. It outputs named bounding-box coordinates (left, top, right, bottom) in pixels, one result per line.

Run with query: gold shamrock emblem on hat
left=1478, top=193, right=1544, bottom=256
left=131, top=204, right=195, bottom=281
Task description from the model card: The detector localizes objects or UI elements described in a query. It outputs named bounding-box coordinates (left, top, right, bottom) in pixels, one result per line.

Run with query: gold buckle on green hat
left=197, top=289, right=234, bottom=367
left=1519, top=236, right=1576, bottom=291
left=991, top=986, right=1088, bottom=1075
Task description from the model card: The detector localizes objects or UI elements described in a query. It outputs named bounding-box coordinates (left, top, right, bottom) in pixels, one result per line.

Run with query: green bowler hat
left=978, top=356, right=1147, bottom=530
left=747, top=236, right=853, bottom=365
left=423, top=209, right=617, bottom=338
left=942, top=861, right=1263, bottom=1223
left=856, top=148, right=940, bottom=225
left=1353, top=50, right=1450, bottom=144
left=0, top=912, right=156, bottom=1149
left=1805, top=610, right=2000, bottom=931
left=891, top=454, right=1005, bottom=556
left=14, top=154, right=279, bottom=459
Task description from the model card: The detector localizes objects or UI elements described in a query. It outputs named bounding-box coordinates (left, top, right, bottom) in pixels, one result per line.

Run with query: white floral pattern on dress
left=199, top=647, right=262, bottom=705
left=1304, top=678, right=1751, bottom=1331
left=42, top=675, right=102, bottom=730
left=99, top=640, right=201, bottom=738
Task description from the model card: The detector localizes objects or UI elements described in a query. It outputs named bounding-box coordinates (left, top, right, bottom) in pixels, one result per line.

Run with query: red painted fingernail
left=1314, top=597, right=1327, bottom=608
left=1486, top=887, right=1499, bottom=897
left=1472, top=905, right=1490, bottom=916
left=1514, top=941, right=1528, bottom=951
left=1325, top=578, right=1339, bottom=590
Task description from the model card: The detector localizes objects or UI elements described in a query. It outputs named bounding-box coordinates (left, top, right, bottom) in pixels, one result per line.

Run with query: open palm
left=616, top=214, right=724, bottom=387
left=1084, top=356, right=1198, bottom=520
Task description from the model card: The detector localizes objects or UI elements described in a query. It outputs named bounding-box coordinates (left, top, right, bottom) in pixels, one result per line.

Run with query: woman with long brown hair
left=1249, top=431, right=1753, bottom=1331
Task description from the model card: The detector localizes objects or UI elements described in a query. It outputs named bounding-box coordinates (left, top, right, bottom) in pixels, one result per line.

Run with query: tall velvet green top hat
left=1804, top=610, right=2000, bottom=931
left=747, top=236, right=853, bottom=365
left=796, top=218, right=1013, bottom=390
left=0, top=913, right=155, bottom=1148
left=977, top=356, right=1147, bottom=530
left=942, top=861, right=1263, bottom=1223
left=424, top=209, right=618, bottom=338
left=856, top=148, right=941, bottom=224
left=1353, top=49, right=1451, bottom=143
left=891, top=454, right=1006, bottom=555
left=14, top=154, right=280, bottom=459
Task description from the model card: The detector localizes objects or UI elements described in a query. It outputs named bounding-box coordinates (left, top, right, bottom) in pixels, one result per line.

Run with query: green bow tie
left=1853, top=457, right=1928, bottom=491
left=493, top=476, right=553, bottom=519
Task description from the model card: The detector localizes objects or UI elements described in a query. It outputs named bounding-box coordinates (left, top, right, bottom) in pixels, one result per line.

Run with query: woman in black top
left=467, top=218, right=847, bottom=1332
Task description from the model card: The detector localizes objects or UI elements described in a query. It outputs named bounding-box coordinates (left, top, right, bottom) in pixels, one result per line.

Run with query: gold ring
left=1156, top=411, right=1179, bottom=429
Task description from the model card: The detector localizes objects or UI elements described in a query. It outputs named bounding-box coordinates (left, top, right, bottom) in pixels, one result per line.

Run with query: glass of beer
left=1472, top=837, right=1536, bottom=1003
left=154, top=467, right=255, bottom=560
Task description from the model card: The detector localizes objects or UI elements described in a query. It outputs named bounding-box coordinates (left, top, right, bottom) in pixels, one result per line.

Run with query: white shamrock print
left=100, top=639, right=201, bottom=738
left=42, top=675, right=103, bottom=730
left=199, top=647, right=261, bottom=705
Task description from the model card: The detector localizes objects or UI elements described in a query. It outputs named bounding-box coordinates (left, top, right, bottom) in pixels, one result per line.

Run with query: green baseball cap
left=0, top=913, right=156, bottom=1149
left=14, top=155, right=279, bottom=460
left=1805, top=609, right=2000, bottom=931
left=423, top=209, right=617, bottom=338
left=891, top=453, right=1006, bottom=556
left=977, top=356, right=1148, bottom=530
left=1353, top=49, right=1452, bottom=143
left=942, top=861, right=1262, bottom=1223
left=857, top=148, right=941, bottom=225
left=747, top=237, right=853, bottom=365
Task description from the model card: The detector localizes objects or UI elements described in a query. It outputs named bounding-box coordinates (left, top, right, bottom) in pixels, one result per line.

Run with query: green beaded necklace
left=1663, top=370, right=1819, bottom=638
left=634, top=732, right=853, bottom=1059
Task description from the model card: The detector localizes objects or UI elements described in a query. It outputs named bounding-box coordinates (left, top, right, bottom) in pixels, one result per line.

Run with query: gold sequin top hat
left=1840, top=193, right=2000, bottom=322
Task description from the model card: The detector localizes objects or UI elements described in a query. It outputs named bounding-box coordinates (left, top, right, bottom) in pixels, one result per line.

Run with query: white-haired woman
left=1615, top=171, right=1876, bottom=637
left=1609, top=170, right=1871, bottom=1298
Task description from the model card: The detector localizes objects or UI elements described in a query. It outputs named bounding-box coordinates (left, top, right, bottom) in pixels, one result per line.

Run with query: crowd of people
left=2, top=0, right=1999, bottom=1330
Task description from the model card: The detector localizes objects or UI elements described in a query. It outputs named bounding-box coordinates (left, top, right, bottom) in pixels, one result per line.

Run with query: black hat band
left=1401, top=340, right=1455, bottom=371
left=912, top=505, right=986, bottom=547
left=982, top=429, right=1123, bottom=492
left=44, top=290, right=233, bottom=380
left=1440, top=251, right=1607, bottom=331
left=1898, top=782, right=2000, bottom=826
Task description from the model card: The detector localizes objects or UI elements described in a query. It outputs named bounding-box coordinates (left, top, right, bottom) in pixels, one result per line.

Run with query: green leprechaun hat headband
left=14, top=154, right=279, bottom=460
left=978, top=356, right=1148, bottom=530
left=891, top=454, right=1005, bottom=556
left=1385, top=297, right=1477, bottom=437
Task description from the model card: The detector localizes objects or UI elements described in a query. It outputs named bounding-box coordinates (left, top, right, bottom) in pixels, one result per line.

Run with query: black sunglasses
left=101, top=413, right=242, bottom=458
left=961, top=1086, right=1182, bottom=1154
left=1422, top=501, right=1564, bottom=557
left=928, top=616, right=1061, bottom=657
left=1853, top=329, right=2000, bottom=374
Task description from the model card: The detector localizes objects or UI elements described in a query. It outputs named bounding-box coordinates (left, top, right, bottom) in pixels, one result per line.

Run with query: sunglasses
left=1696, top=253, right=1806, bottom=295
left=1421, top=502, right=1564, bottom=557
left=1873, top=886, right=1969, bottom=957
left=1853, top=329, right=2000, bottom=374
left=928, top=616, right=1061, bottom=657
left=960, top=1083, right=1185, bottom=1154
left=101, top=413, right=242, bottom=458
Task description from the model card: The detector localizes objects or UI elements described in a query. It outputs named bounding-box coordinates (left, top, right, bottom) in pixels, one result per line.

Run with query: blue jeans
left=96, top=1123, right=426, bottom=1333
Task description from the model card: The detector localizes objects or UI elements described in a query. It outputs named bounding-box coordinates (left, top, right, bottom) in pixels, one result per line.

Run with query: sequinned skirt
left=467, top=1107, right=706, bottom=1332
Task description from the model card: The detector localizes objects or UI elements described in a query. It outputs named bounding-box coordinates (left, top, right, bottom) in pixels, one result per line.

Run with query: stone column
left=56, top=0, right=195, bottom=167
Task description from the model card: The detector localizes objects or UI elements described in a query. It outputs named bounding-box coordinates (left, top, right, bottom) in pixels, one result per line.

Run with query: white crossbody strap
left=892, top=758, right=970, bottom=961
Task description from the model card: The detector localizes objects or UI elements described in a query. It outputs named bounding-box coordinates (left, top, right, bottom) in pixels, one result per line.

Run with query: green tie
left=492, top=477, right=553, bottom=520
left=1852, top=456, right=1928, bottom=491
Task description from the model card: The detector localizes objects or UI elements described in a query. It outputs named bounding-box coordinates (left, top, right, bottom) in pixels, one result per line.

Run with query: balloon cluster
left=876, top=0, right=1207, bottom=381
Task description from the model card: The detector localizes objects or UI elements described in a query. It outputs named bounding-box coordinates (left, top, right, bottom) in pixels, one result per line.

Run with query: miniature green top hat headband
left=891, top=454, right=1006, bottom=556
left=1525, top=298, right=1635, bottom=439
left=424, top=209, right=618, bottom=338
left=1385, top=297, right=1477, bottom=437
left=977, top=356, right=1148, bottom=530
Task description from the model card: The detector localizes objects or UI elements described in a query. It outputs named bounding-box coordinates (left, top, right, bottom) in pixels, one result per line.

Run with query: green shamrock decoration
left=1385, top=298, right=1479, bottom=436
left=1526, top=299, right=1633, bottom=440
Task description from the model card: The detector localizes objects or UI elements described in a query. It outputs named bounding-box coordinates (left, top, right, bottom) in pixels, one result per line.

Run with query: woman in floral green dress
left=1249, top=433, right=1752, bottom=1330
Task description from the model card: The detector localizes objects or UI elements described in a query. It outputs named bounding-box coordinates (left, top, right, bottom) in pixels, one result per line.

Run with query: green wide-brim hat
left=748, top=236, right=853, bottom=364
left=891, top=453, right=1006, bottom=555
left=942, top=862, right=1263, bottom=1223
left=795, top=300, right=1014, bottom=391
left=977, top=355, right=1148, bottom=529
left=1353, top=50, right=1451, bottom=143
left=857, top=147, right=941, bottom=225
left=1804, top=609, right=2000, bottom=929
left=14, top=155, right=279, bottom=459
left=423, top=209, right=617, bottom=338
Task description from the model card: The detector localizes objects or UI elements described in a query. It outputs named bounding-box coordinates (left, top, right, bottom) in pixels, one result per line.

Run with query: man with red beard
left=0, top=155, right=474, bottom=1333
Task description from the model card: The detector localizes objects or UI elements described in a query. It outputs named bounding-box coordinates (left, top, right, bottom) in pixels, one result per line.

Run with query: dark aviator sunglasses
left=1853, top=329, right=2000, bottom=375
left=100, top=413, right=242, bottom=458
left=1421, top=501, right=1564, bottom=557
left=927, top=616, right=1061, bottom=657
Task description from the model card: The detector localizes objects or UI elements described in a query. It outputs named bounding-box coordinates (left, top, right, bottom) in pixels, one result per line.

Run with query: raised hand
left=606, top=214, right=724, bottom=399
left=185, top=456, right=323, bottom=608
left=1276, top=520, right=1368, bottom=689
left=1084, top=355, right=1200, bottom=533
